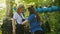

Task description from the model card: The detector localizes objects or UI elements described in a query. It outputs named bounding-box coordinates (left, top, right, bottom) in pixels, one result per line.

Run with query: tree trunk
left=6, top=0, right=15, bottom=18
left=2, top=0, right=15, bottom=34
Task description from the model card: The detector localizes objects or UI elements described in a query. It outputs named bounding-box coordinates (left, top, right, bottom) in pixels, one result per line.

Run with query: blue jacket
left=28, top=14, right=42, bottom=32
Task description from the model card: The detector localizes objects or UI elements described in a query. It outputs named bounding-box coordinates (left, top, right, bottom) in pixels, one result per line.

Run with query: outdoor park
left=0, top=0, right=60, bottom=34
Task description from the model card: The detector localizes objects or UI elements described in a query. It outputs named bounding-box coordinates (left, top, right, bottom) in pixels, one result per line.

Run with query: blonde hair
left=16, top=5, right=24, bottom=12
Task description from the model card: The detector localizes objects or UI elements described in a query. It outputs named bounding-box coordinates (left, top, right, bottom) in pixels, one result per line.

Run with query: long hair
left=28, top=7, right=41, bottom=22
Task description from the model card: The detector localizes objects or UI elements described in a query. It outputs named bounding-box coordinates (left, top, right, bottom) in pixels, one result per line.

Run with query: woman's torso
left=28, top=14, right=42, bottom=32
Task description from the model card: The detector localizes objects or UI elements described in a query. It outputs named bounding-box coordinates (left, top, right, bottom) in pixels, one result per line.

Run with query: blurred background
left=0, top=0, right=60, bottom=34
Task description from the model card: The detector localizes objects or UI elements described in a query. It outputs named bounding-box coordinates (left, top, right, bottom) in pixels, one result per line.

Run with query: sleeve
left=28, top=14, right=35, bottom=22
left=13, top=13, right=17, bottom=19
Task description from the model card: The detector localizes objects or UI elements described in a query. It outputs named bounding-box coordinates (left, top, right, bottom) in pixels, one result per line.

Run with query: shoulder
left=29, top=14, right=36, bottom=18
left=30, top=14, right=35, bottom=17
left=13, top=12, right=17, bottom=14
left=28, top=14, right=36, bottom=22
left=13, top=12, right=18, bottom=15
left=13, top=12, right=18, bottom=18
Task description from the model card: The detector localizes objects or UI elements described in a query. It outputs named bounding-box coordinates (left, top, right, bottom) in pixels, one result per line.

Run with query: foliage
left=0, top=0, right=60, bottom=34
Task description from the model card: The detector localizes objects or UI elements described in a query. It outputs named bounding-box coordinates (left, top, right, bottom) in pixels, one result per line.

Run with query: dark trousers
left=34, top=30, right=44, bottom=34
left=24, top=27, right=31, bottom=34
left=16, top=24, right=24, bottom=34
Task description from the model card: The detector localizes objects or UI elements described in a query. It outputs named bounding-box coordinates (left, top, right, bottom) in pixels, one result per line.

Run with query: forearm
left=22, top=20, right=28, bottom=25
left=22, top=20, right=29, bottom=27
left=12, top=19, right=16, bottom=34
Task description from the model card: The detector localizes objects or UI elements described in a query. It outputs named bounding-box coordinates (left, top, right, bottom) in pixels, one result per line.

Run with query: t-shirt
left=13, top=12, right=25, bottom=24
left=28, top=14, right=42, bottom=32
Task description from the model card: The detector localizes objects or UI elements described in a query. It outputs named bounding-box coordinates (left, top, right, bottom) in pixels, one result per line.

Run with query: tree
left=2, top=0, right=15, bottom=34
left=6, top=0, right=15, bottom=18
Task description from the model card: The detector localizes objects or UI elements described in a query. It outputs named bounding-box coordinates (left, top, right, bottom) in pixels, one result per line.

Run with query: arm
left=22, top=20, right=29, bottom=27
left=12, top=18, right=16, bottom=34
left=22, top=14, right=35, bottom=25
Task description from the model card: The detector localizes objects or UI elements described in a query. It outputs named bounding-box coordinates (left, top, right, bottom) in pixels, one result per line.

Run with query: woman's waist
left=30, top=27, right=43, bottom=32
left=30, top=25, right=42, bottom=29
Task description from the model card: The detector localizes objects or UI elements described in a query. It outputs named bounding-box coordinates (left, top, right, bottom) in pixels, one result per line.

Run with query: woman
left=22, top=6, right=44, bottom=34
left=12, top=5, right=25, bottom=34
